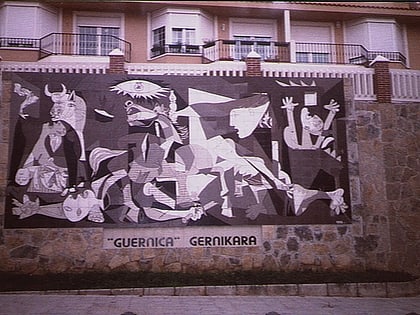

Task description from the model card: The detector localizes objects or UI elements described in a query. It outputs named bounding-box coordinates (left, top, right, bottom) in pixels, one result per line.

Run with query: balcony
left=202, top=40, right=290, bottom=63
left=202, top=40, right=407, bottom=66
left=294, top=42, right=407, bottom=66
left=1, top=35, right=407, bottom=67
left=38, top=33, right=131, bottom=62
left=151, top=44, right=201, bottom=58
left=0, top=37, right=40, bottom=48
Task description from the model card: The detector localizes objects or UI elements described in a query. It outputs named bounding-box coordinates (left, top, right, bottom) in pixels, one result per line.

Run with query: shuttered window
left=292, top=22, right=333, bottom=63
left=76, top=14, right=122, bottom=56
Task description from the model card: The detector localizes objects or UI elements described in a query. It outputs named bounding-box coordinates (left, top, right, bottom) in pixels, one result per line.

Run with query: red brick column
left=245, top=51, right=262, bottom=77
left=371, top=56, right=392, bottom=103
left=107, top=48, right=126, bottom=74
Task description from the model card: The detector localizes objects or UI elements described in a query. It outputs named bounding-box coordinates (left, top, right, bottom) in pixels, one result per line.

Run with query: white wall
left=345, top=18, right=405, bottom=52
left=291, top=21, right=334, bottom=43
left=230, top=18, right=277, bottom=39
left=151, top=8, right=214, bottom=45
left=0, top=2, right=58, bottom=38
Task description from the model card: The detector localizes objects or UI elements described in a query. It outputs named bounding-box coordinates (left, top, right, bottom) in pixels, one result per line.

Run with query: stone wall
left=382, top=102, right=419, bottom=275
left=352, top=100, right=419, bottom=276
left=0, top=74, right=418, bottom=277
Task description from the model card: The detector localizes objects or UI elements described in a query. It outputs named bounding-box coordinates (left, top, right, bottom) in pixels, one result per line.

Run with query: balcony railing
left=295, top=42, right=407, bottom=65
left=0, top=37, right=40, bottom=48
left=151, top=44, right=201, bottom=58
left=1, top=35, right=407, bottom=67
left=39, top=33, right=131, bottom=62
left=202, top=40, right=290, bottom=63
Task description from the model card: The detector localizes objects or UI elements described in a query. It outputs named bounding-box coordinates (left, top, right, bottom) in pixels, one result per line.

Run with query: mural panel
left=4, top=73, right=351, bottom=228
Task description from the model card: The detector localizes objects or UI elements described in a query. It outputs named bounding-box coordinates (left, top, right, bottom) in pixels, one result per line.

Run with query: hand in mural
left=281, top=96, right=299, bottom=111
left=324, top=99, right=340, bottom=113
left=12, top=194, right=67, bottom=220
left=328, top=188, right=348, bottom=215
left=181, top=203, right=205, bottom=224
left=12, top=195, right=41, bottom=219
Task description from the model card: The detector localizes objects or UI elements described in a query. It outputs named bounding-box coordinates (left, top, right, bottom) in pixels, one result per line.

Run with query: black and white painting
left=5, top=73, right=351, bottom=228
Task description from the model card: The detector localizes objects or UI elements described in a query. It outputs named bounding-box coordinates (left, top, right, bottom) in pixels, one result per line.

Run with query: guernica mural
left=4, top=73, right=351, bottom=228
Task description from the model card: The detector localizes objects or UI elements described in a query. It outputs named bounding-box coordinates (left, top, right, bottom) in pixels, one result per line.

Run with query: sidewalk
left=1, top=279, right=419, bottom=315
left=0, top=294, right=419, bottom=315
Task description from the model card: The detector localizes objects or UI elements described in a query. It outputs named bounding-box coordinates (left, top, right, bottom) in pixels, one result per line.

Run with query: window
left=184, top=29, right=195, bottom=45
left=233, top=35, right=272, bottom=60
left=79, top=26, right=120, bottom=56
left=75, top=13, right=123, bottom=57
left=153, top=27, right=165, bottom=47
left=150, top=8, right=213, bottom=58
left=230, top=18, right=277, bottom=60
left=292, top=22, right=334, bottom=63
left=0, top=3, right=58, bottom=40
left=169, top=28, right=197, bottom=53
left=152, top=27, right=165, bottom=57
left=79, top=26, right=97, bottom=55
left=345, top=18, right=406, bottom=64
left=172, top=28, right=183, bottom=44
left=101, top=27, right=120, bottom=54
left=297, top=52, right=330, bottom=63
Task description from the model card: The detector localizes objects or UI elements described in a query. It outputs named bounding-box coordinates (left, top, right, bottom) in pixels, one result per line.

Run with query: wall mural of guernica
left=5, top=73, right=351, bottom=228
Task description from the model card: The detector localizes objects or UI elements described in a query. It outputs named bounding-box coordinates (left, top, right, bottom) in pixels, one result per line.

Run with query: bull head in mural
left=44, top=84, right=87, bottom=161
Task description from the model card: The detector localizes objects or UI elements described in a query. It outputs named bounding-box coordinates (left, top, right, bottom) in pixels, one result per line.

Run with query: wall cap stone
left=1, top=279, right=418, bottom=297
left=369, top=55, right=390, bottom=66
left=109, top=48, right=124, bottom=56
left=246, top=51, right=261, bottom=58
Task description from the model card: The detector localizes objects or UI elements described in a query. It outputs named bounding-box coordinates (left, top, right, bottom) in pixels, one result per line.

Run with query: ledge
left=2, top=279, right=418, bottom=298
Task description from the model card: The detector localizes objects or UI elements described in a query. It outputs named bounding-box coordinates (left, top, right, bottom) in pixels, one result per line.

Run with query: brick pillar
left=245, top=51, right=262, bottom=77
left=107, top=48, right=126, bottom=74
left=370, top=55, right=392, bottom=103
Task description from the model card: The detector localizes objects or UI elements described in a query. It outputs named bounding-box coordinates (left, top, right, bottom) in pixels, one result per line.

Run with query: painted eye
left=124, top=100, right=134, bottom=108
left=110, top=80, right=170, bottom=99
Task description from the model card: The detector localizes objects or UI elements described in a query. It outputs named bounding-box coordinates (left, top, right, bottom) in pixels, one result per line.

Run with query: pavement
left=0, top=294, right=419, bottom=315
left=1, top=279, right=419, bottom=315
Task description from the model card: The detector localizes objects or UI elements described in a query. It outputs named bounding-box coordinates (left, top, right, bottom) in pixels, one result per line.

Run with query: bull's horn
left=44, top=84, right=67, bottom=97
left=69, top=90, right=75, bottom=101
left=60, top=84, right=67, bottom=96
left=44, top=84, right=51, bottom=96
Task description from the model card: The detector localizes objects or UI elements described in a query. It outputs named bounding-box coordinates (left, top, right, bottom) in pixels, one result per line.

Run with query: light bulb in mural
left=110, top=80, right=170, bottom=99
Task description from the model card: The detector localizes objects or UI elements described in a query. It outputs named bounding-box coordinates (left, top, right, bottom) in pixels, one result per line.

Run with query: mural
left=5, top=73, right=351, bottom=228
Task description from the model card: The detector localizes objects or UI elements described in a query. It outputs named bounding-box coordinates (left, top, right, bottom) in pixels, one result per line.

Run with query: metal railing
left=202, top=40, right=290, bottom=63
left=1, top=35, right=408, bottom=68
left=151, top=44, right=202, bottom=58
left=39, top=33, right=131, bottom=62
left=295, top=42, right=368, bottom=64
left=0, top=37, right=40, bottom=48
left=295, top=42, right=407, bottom=66
left=366, top=51, right=407, bottom=65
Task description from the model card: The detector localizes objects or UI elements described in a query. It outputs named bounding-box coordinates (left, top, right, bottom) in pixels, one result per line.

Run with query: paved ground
left=0, top=294, right=419, bottom=315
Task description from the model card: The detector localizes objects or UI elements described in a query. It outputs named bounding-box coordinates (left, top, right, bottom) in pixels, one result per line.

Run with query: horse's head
left=124, top=100, right=159, bottom=127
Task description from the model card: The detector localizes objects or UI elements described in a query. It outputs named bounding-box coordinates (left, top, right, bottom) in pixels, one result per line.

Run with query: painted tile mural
left=4, top=73, right=351, bottom=228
